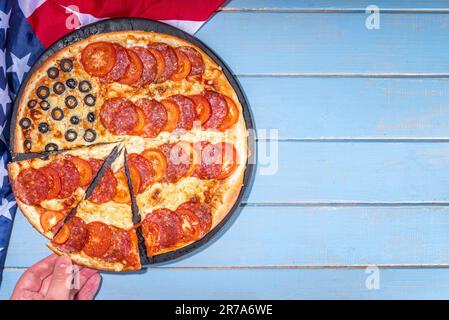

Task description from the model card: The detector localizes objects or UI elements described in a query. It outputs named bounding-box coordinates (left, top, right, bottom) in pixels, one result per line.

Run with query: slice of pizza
left=124, top=138, right=243, bottom=258
left=47, top=149, right=141, bottom=271
left=7, top=143, right=120, bottom=238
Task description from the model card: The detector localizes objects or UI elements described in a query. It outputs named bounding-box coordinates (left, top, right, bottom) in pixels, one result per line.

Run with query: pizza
left=8, top=30, right=248, bottom=271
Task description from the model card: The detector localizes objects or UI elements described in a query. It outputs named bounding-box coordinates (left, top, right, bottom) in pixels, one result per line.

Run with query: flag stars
left=0, top=9, right=11, bottom=35
left=0, top=84, right=11, bottom=116
left=7, top=52, right=31, bottom=83
left=0, top=198, right=15, bottom=220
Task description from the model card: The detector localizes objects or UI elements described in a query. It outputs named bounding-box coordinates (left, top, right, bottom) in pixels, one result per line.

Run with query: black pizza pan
left=9, top=18, right=256, bottom=266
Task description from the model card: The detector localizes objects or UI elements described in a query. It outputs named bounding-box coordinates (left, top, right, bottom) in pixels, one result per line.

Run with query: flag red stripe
left=28, top=0, right=225, bottom=47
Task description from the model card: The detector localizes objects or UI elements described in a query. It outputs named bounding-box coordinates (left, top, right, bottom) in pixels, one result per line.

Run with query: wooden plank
left=3, top=267, right=449, bottom=299
left=223, top=0, right=449, bottom=11
left=241, top=77, right=449, bottom=139
left=6, top=206, right=449, bottom=268
left=196, top=12, right=449, bottom=74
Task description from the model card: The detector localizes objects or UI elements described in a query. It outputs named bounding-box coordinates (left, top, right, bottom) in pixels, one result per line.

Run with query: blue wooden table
left=3, top=0, right=449, bottom=299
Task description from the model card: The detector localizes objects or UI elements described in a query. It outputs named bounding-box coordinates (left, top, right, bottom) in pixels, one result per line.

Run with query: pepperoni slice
left=135, top=98, right=168, bottom=137
left=102, top=228, right=132, bottom=262
left=100, top=98, right=127, bottom=130
left=216, top=142, right=238, bottom=180
left=87, top=158, right=102, bottom=176
left=177, top=202, right=212, bottom=237
left=178, top=46, right=205, bottom=76
left=13, top=168, right=49, bottom=205
left=100, top=44, right=130, bottom=83
left=193, top=142, right=223, bottom=180
left=148, top=43, right=178, bottom=82
left=109, top=100, right=139, bottom=135
left=160, top=143, right=190, bottom=183
left=146, top=208, right=182, bottom=248
left=83, top=221, right=113, bottom=258
left=175, top=207, right=201, bottom=241
left=118, top=49, right=143, bottom=85
left=39, top=166, right=61, bottom=199
left=53, top=217, right=88, bottom=254
left=203, top=91, right=228, bottom=130
left=48, top=159, right=80, bottom=199
left=81, top=42, right=116, bottom=77
left=131, top=47, right=157, bottom=86
left=127, top=154, right=154, bottom=193
left=168, top=95, right=196, bottom=130
left=88, top=167, right=117, bottom=204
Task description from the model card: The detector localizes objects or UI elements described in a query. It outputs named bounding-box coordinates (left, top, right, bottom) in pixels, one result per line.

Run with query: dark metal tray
left=10, top=18, right=256, bottom=266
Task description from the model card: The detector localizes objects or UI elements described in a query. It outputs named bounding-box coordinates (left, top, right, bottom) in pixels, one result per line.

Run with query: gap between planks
left=242, top=202, right=449, bottom=207
left=257, top=138, right=449, bottom=143
left=218, top=8, right=449, bottom=14
left=235, top=73, right=449, bottom=78
left=4, top=264, right=449, bottom=270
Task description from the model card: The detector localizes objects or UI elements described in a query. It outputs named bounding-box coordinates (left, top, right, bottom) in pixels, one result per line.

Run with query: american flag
left=0, top=0, right=224, bottom=283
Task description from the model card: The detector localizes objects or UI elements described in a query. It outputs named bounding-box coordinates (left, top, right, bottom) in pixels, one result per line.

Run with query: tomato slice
left=217, top=142, right=237, bottom=180
left=170, top=48, right=192, bottom=81
left=161, top=99, right=180, bottom=132
left=141, top=148, right=168, bottom=183
left=218, top=96, right=239, bottom=131
left=39, top=166, right=61, bottom=199
left=70, top=157, right=93, bottom=187
left=112, top=168, right=140, bottom=203
left=81, top=42, right=116, bottom=77
left=52, top=224, right=70, bottom=245
left=175, top=208, right=201, bottom=241
left=141, top=219, right=160, bottom=256
left=40, top=210, right=65, bottom=233
left=118, top=49, right=143, bottom=85
left=190, top=95, right=211, bottom=125
left=147, top=47, right=165, bottom=83
left=83, top=221, right=113, bottom=258
left=131, top=106, right=146, bottom=136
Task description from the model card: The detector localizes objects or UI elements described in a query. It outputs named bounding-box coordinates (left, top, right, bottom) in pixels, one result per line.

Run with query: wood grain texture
left=197, top=12, right=449, bottom=74
left=3, top=267, right=449, bottom=299
left=6, top=206, right=449, bottom=268
left=4, top=1, right=449, bottom=299
left=242, top=77, right=449, bottom=139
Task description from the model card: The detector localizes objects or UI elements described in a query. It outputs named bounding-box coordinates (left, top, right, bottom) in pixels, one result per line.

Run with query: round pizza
left=8, top=30, right=248, bottom=272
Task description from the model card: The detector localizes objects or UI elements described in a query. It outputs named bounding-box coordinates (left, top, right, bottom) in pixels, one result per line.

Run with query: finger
left=42, top=266, right=86, bottom=296
left=13, top=255, right=59, bottom=293
left=66, top=266, right=96, bottom=299
left=44, top=256, right=73, bottom=300
left=75, top=273, right=102, bottom=300
left=11, top=290, right=45, bottom=300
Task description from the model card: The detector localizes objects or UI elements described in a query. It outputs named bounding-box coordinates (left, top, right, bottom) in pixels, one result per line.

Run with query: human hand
left=10, top=254, right=101, bottom=300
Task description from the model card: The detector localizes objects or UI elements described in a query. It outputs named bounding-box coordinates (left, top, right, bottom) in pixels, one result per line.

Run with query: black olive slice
left=66, top=78, right=77, bottom=89
left=47, top=67, right=59, bottom=79
left=38, top=122, right=50, bottom=133
left=65, top=95, right=78, bottom=109
left=45, top=143, right=58, bottom=152
left=78, top=80, right=92, bottom=93
left=19, top=117, right=31, bottom=129
left=53, top=82, right=65, bottom=95
left=83, top=129, right=96, bottom=142
left=51, top=107, right=64, bottom=121
left=60, top=59, right=73, bottom=72
left=39, top=100, right=50, bottom=111
left=84, top=94, right=96, bottom=107
left=23, top=140, right=32, bottom=151
left=36, top=86, right=50, bottom=99
left=65, top=129, right=78, bottom=142
left=27, top=99, right=37, bottom=109
left=87, top=112, right=96, bottom=123
left=70, top=115, right=80, bottom=125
